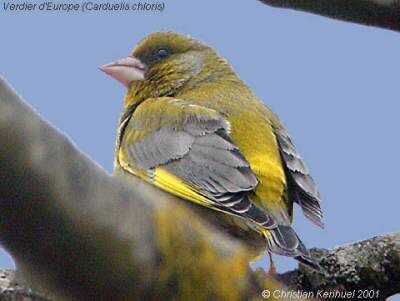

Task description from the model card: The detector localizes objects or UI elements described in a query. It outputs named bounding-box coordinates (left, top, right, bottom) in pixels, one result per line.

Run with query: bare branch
left=0, top=77, right=399, bottom=300
left=258, top=0, right=400, bottom=32
left=1, top=230, right=399, bottom=300
left=0, top=269, right=50, bottom=301
left=276, top=232, right=400, bottom=300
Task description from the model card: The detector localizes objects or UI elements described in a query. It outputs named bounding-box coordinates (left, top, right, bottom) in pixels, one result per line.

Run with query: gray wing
left=274, top=125, right=324, bottom=228
left=120, top=103, right=276, bottom=228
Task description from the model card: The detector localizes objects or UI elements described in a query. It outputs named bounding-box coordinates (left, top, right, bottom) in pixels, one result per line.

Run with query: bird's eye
left=155, top=48, right=170, bottom=60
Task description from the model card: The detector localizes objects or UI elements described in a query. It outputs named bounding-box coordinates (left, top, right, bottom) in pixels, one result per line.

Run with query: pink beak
left=99, top=56, right=147, bottom=87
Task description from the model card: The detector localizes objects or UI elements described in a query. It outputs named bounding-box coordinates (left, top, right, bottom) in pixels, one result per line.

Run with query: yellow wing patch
left=119, top=148, right=214, bottom=207
left=153, top=168, right=215, bottom=207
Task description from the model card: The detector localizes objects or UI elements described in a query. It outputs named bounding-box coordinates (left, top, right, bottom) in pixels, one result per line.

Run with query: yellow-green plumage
left=113, top=32, right=323, bottom=269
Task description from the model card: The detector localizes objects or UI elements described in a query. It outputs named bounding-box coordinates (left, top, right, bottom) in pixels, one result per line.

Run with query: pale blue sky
left=1, top=0, right=399, bottom=289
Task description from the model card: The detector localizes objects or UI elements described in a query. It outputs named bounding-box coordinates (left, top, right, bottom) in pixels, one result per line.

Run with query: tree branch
left=1, top=231, right=399, bottom=300
left=276, top=232, right=400, bottom=300
left=0, top=77, right=399, bottom=300
left=0, top=269, right=50, bottom=301
left=258, top=0, right=400, bottom=32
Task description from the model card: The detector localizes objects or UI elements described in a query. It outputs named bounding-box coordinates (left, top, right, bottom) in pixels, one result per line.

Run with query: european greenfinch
left=100, top=32, right=323, bottom=270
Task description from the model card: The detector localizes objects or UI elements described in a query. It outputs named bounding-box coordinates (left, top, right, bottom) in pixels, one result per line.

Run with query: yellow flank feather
left=119, top=148, right=215, bottom=207
left=227, top=111, right=287, bottom=214
left=153, top=168, right=214, bottom=207
left=118, top=150, right=148, bottom=179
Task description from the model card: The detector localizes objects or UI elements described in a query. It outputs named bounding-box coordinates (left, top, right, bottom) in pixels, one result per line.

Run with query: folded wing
left=118, top=97, right=276, bottom=228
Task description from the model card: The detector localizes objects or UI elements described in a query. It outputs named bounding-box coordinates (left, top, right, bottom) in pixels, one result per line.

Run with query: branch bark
left=258, top=0, right=400, bottom=32
left=0, top=77, right=399, bottom=300
left=0, top=232, right=399, bottom=300
left=277, top=232, right=400, bottom=300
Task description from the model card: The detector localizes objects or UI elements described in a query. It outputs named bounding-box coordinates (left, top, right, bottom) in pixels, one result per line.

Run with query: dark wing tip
left=265, top=225, right=323, bottom=271
left=275, top=124, right=325, bottom=229
left=298, top=190, right=324, bottom=228
left=304, top=210, right=324, bottom=229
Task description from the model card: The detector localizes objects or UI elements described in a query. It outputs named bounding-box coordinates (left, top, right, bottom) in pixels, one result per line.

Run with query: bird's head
left=100, top=32, right=234, bottom=107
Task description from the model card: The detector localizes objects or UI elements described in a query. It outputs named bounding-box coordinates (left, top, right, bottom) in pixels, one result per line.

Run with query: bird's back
left=175, top=78, right=292, bottom=226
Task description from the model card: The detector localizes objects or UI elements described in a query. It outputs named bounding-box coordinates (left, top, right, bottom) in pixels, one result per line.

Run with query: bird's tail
left=261, top=225, right=322, bottom=271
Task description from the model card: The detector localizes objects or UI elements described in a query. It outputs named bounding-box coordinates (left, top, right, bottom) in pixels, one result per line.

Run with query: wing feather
left=118, top=97, right=276, bottom=228
left=274, top=124, right=324, bottom=228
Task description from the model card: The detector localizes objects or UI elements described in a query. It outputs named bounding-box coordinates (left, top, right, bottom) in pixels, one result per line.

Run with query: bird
left=100, top=32, right=324, bottom=272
